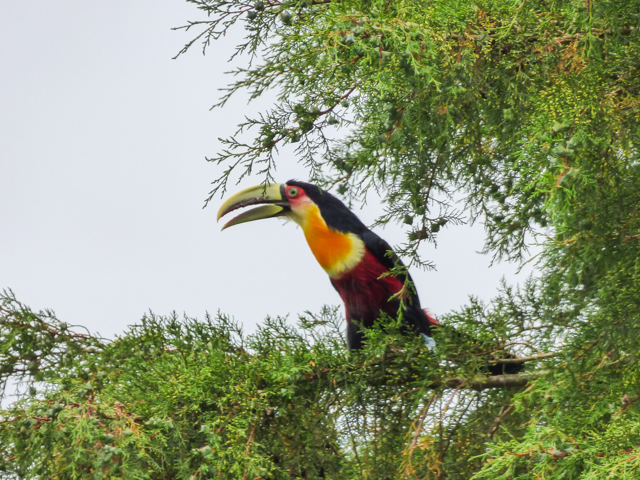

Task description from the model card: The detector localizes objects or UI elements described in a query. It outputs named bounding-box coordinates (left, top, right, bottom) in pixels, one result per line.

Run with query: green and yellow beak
left=217, top=183, right=290, bottom=231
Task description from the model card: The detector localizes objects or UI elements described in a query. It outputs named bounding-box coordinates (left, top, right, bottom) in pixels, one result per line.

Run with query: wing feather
left=359, top=231, right=432, bottom=337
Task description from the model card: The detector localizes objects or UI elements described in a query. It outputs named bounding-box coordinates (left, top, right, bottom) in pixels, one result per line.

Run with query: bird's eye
left=288, top=187, right=299, bottom=197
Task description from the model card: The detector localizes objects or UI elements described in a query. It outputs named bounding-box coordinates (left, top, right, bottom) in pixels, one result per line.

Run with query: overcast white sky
left=0, top=2, right=535, bottom=340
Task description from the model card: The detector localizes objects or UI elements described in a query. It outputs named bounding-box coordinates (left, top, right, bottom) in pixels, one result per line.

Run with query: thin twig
left=488, top=405, right=516, bottom=439
left=409, top=392, right=437, bottom=453
left=441, top=393, right=478, bottom=461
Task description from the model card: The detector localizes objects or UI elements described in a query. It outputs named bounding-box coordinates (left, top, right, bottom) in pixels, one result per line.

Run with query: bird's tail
left=423, top=309, right=440, bottom=327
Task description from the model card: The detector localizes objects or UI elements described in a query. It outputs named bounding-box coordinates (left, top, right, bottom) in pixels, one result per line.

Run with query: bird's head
left=217, top=180, right=368, bottom=277
left=217, top=180, right=365, bottom=232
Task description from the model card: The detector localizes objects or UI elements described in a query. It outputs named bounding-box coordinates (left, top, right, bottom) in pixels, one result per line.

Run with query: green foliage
left=3, top=0, right=640, bottom=478
left=4, top=275, right=637, bottom=479
left=187, top=0, right=640, bottom=269
left=2, top=290, right=546, bottom=479
left=182, top=0, right=640, bottom=476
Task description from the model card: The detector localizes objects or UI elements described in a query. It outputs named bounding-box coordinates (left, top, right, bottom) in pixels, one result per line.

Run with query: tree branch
left=488, top=404, right=516, bottom=439
left=436, top=372, right=544, bottom=392
left=487, top=352, right=555, bottom=366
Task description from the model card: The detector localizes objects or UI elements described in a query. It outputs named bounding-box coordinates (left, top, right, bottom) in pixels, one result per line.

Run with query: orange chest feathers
left=300, top=206, right=365, bottom=279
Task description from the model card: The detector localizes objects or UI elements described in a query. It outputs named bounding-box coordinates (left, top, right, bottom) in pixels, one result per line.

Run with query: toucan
left=217, top=180, right=438, bottom=350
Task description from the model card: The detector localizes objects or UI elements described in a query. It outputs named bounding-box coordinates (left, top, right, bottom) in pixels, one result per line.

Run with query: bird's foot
left=421, top=334, right=437, bottom=353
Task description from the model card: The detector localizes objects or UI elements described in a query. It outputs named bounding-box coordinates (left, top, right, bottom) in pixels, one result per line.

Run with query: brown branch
left=618, top=394, right=640, bottom=416
left=434, top=372, right=543, bottom=392
left=405, top=392, right=438, bottom=478
left=487, top=352, right=555, bottom=366
left=553, top=34, right=583, bottom=45
left=441, top=393, right=478, bottom=461
left=305, top=353, right=546, bottom=391
left=488, top=405, right=516, bottom=439
left=574, top=339, right=600, bottom=361
left=241, top=425, right=257, bottom=480
left=409, top=393, right=437, bottom=451
left=440, top=380, right=467, bottom=421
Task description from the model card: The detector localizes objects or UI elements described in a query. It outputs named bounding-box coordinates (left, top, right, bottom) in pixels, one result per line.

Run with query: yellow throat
left=294, top=205, right=365, bottom=278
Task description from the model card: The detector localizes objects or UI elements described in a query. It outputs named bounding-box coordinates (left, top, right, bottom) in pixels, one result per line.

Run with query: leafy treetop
left=1, top=0, right=640, bottom=478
